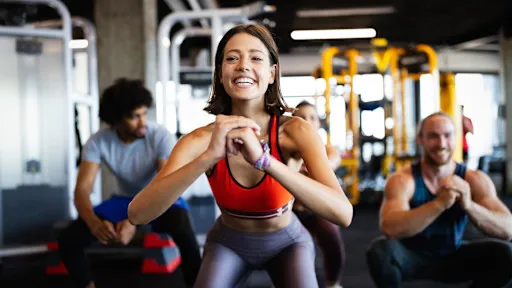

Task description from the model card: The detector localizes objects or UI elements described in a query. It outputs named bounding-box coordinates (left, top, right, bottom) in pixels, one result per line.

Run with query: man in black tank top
left=366, top=112, right=512, bottom=288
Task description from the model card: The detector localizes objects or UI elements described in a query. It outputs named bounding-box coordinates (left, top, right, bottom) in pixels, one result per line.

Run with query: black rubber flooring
left=1, top=198, right=511, bottom=288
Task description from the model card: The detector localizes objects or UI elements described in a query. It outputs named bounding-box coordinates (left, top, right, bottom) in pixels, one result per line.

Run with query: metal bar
left=345, top=48, right=360, bottom=206
left=389, top=49, right=402, bottom=157
left=321, top=47, right=340, bottom=145
left=52, top=0, right=75, bottom=222
left=439, top=73, right=463, bottom=162
left=34, top=17, right=101, bottom=211
left=200, top=0, right=218, bottom=9
left=187, top=0, right=210, bottom=28
left=401, top=69, right=408, bottom=154
left=180, top=66, right=213, bottom=72
left=71, top=18, right=100, bottom=133
left=157, top=1, right=267, bottom=126
left=164, top=0, right=193, bottom=28
left=413, top=80, right=421, bottom=154
left=454, top=35, right=499, bottom=50
left=32, top=17, right=99, bottom=135
left=73, top=95, right=96, bottom=106
left=297, top=6, right=395, bottom=18
left=170, top=28, right=212, bottom=135
left=0, top=27, right=64, bottom=38
left=77, top=18, right=101, bottom=208
left=40, top=16, right=95, bottom=216
left=210, top=13, right=223, bottom=64
left=0, top=245, right=48, bottom=258
left=0, top=245, right=151, bottom=257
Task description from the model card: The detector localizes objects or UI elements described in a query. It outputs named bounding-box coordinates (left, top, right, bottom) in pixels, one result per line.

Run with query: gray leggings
left=194, top=213, right=318, bottom=288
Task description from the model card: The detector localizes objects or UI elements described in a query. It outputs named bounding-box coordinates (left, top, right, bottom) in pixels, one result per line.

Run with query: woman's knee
left=271, top=243, right=318, bottom=288
left=194, top=243, right=249, bottom=288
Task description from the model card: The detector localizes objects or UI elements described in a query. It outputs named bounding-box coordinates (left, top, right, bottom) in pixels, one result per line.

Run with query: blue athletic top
left=400, top=162, right=468, bottom=256
left=94, top=195, right=189, bottom=225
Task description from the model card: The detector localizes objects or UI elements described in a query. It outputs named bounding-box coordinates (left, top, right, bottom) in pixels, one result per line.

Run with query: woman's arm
left=224, top=118, right=352, bottom=226
left=287, top=144, right=339, bottom=174
left=128, top=128, right=212, bottom=225
left=269, top=118, right=352, bottom=227
left=129, top=115, right=262, bottom=225
left=325, top=144, right=341, bottom=170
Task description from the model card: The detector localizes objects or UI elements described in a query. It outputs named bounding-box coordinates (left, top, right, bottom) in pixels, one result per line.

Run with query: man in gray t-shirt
left=82, top=118, right=180, bottom=198
left=57, top=79, right=201, bottom=288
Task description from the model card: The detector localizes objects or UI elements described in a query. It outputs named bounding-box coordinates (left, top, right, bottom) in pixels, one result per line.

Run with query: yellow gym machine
left=386, top=43, right=439, bottom=171
left=316, top=46, right=360, bottom=205
left=316, top=41, right=440, bottom=205
left=439, top=72, right=463, bottom=162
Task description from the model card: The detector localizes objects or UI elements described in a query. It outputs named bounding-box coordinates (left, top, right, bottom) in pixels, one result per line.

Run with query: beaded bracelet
left=253, top=140, right=273, bottom=171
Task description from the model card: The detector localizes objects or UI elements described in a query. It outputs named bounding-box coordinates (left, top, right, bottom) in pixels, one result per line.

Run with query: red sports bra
left=207, top=114, right=294, bottom=219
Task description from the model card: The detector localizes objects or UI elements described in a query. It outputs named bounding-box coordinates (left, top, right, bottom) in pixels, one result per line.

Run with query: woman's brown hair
left=203, top=23, right=293, bottom=115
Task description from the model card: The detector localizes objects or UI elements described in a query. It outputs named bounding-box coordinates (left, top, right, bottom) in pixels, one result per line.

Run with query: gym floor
left=2, top=199, right=510, bottom=288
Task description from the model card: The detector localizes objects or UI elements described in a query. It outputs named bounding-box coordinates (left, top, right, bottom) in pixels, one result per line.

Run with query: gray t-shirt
left=82, top=122, right=176, bottom=197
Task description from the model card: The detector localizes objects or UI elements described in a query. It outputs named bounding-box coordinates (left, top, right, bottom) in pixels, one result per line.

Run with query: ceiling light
left=291, top=28, right=376, bottom=40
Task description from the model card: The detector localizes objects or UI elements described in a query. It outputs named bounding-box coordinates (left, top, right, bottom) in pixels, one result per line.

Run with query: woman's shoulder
left=179, top=122, right=214, bottom=145
left=279, top=114, right=314, bottom=136
left=277, top=115, right=317, bottom=157
left=278, top=114, right=300, bottom=129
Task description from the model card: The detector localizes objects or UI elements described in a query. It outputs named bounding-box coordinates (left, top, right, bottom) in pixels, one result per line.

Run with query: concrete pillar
left=502, top=0, right=512, bottom=196
left=502, top=31, right=512, bottom=196
left=94, top=0, right=157, bottom=199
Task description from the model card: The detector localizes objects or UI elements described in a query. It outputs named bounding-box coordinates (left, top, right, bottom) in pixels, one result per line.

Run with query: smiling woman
left=128, top=23, right=353, bottom=288
left=221, top=40, right=274, bottom=95
left=203, top=24, right=290, bottom=116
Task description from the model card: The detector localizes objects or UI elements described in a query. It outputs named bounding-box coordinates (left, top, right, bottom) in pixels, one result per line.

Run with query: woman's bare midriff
left=220, top=210, right=292, bottom=233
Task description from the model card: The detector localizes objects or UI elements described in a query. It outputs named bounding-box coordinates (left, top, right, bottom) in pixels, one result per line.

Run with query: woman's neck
left=231, top=101, right=271, bottom=133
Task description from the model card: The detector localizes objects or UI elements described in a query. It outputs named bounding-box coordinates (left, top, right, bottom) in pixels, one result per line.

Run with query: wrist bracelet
left=253, top=140, right=272, bottom=171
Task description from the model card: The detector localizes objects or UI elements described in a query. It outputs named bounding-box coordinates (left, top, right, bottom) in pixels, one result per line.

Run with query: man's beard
left=133, top=132, right=146, bottom=139
left=424, top=149, right=451, bottom=166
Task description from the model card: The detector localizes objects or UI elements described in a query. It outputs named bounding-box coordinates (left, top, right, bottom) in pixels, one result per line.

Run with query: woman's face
left=220, top=32, right=276, bottom=103
left=294, top=105, right=321, bottom=130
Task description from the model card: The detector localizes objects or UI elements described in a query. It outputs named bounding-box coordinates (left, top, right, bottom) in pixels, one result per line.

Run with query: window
left=156, top=81, right=214, bottom=135
left=281, top=76, right=345, bottom=148
left=455, top=73, right=500, bottom=168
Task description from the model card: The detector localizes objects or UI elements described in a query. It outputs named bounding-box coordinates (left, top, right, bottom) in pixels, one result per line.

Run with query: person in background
left=57, top=78, right=201, bottom=288
left=461, top=105, right=473, bottom=163
left=366, top=112, right=512, bottom=288
left=290, top=101, right=346, bottom=288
